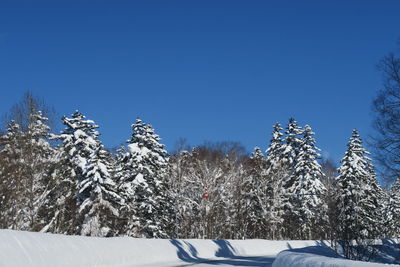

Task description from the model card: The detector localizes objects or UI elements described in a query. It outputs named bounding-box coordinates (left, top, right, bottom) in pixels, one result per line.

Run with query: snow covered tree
left=118, top=118, right=174, bottom=238
left=79, top=146, right=122, bottom=237
left=280, top=118, right=304, bottom=238
left=0, top=121, right=25, bottom=229
left=335, top=130, right=381, bottom=259
left=238, top=147, right=267, bottom=238
left=24, top=111, right=57, bottom=231
left=56, top=111, right=121, bottom=236
left=59, top=111, right=99, bottom=186
left=169, top=150, right=201, bottom=238
left=281, top=118, right=303, bottom=187
left=384, top=178, right=400, bottom=237
left=0, top=112, right=56, bottom=231
left=264, top=123, right=285, bottom=239
left=285, top=125, right=328, bottom=239
left=37, top=146, right=78, bottom=234
left=169, top=142, right=245, bottom=239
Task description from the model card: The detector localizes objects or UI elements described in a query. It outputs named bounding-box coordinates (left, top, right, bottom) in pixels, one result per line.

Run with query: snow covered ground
left=0, top=230, right=398, bottom=267
left=272, top=245, right=400, bottom=267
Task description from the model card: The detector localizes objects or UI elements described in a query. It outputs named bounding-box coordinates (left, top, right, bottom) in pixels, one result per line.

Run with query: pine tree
left=79, top=146, right=122, bottom=237
left=280, top=118, right=304, bottom=238
left=287, top=125, right=327, bottom=239
left=59, top=111, right=122, bottom=236
left=38, top=146, right=78, bottom=234
left=386, top=178, right=400, bottom=237
left=265, top=123, right=285, bottom=239
left=281, top=118, right=303, bottom=188
left=59, top=111, right=99, bottom=189
left=118, top=118, right=174, bottom=238
left=335, top=130, right=381, bottom=259
left=54, top=111, right=98, bottom=234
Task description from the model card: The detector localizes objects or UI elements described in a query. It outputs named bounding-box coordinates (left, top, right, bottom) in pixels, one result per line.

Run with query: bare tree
left=372, top=50, right=400, bottom=185
left=2, top=91, right=57, bottom=132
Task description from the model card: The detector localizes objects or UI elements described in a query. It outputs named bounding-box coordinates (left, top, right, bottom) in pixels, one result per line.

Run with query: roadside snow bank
left=0, top=230, right=318, bottom=267
left=272, top=246, right=398, bottom=267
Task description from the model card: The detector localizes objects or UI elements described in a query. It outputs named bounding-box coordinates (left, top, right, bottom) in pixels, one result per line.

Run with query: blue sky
left=0, top=0, right=399, bottom=164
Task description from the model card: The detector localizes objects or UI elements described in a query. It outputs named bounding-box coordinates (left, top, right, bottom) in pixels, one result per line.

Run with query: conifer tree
left=265, top=123, right=285, bottom=239
left=38, top=146, right=78, bottom=234
left=385, top=178, right=400, bottom=237
left=280, top=118, right=303, bottom=238
left=59, top=111, right=99, bottom=188
left=119, top=118, right=174, bottom=238
left=55, top=111, right=99, bottom=234
left=79, top=146, right=122, bottom=237
left=281, top=118, right=303, bottom=187
left=287, top=125, right=328, bottom=239
left=57, top=111, right=121, bottom=235
left=335, top=130, right=381, bottom=258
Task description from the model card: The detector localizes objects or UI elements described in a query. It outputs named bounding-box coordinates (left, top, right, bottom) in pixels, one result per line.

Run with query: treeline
left=0, top=99, right=399, bottom=253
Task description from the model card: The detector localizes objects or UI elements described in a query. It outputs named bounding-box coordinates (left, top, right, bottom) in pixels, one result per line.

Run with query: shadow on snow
left=169, top=239, right=275, bottom=266
left=170, top=238, right=400, bottom=266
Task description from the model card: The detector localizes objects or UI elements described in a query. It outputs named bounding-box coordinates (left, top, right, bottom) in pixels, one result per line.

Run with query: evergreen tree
left=281, top=118, right=303, bottom=187
left=287, top=125, right=328, bottom=239
left=59, top=111, right=99, bottom=188
left=335, top=130, right=381, bottom=258
left=265, top=123, right=285, bottom=239
left=386, top=178, right=400, bottom=237
left=280, top=118, right=304, bottom=238
left=56, top=111, right=99, bottom=234
left=119, top=118, right=174, bottom=238
left=38, top=146, right=78, bottom=234
left=79, top=146, right=122, bottom=237
left=59, top=111, right=121, bottom=236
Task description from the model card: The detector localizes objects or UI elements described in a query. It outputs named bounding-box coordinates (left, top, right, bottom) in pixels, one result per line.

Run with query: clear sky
left=0, top=0, right=399, bottom=164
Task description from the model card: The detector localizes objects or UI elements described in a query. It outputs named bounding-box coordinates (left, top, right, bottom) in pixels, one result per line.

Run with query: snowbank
left=0, top=230, right=318, bottom=267
left=272, top=246, right=399, bottom=267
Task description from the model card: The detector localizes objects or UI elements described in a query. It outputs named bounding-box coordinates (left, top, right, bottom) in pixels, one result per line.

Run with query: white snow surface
left=272, top=249, right=397, bottom=267
left=0, top=230, right=397, bottom=267
left=0, top=230, right=317, bottom=267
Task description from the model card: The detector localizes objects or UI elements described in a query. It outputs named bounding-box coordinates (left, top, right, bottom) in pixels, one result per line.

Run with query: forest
left=0, top=91, right=399, bottom=261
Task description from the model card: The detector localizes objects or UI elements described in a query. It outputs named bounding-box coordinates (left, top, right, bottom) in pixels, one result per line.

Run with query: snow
left=272, top=247, right=397, bottom=267
left=0, top=230, right=321, bottom=267
left=1, top=230, right=398, bottom=267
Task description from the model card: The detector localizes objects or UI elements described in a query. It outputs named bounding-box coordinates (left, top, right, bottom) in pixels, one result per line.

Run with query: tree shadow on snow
left=284, top=239, right=400, bottom=265
left=284, top=240, right=342, bottom=259
left=169, top=239, right=275, bottom=266
left=370, top=239, right=400, bottom=264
